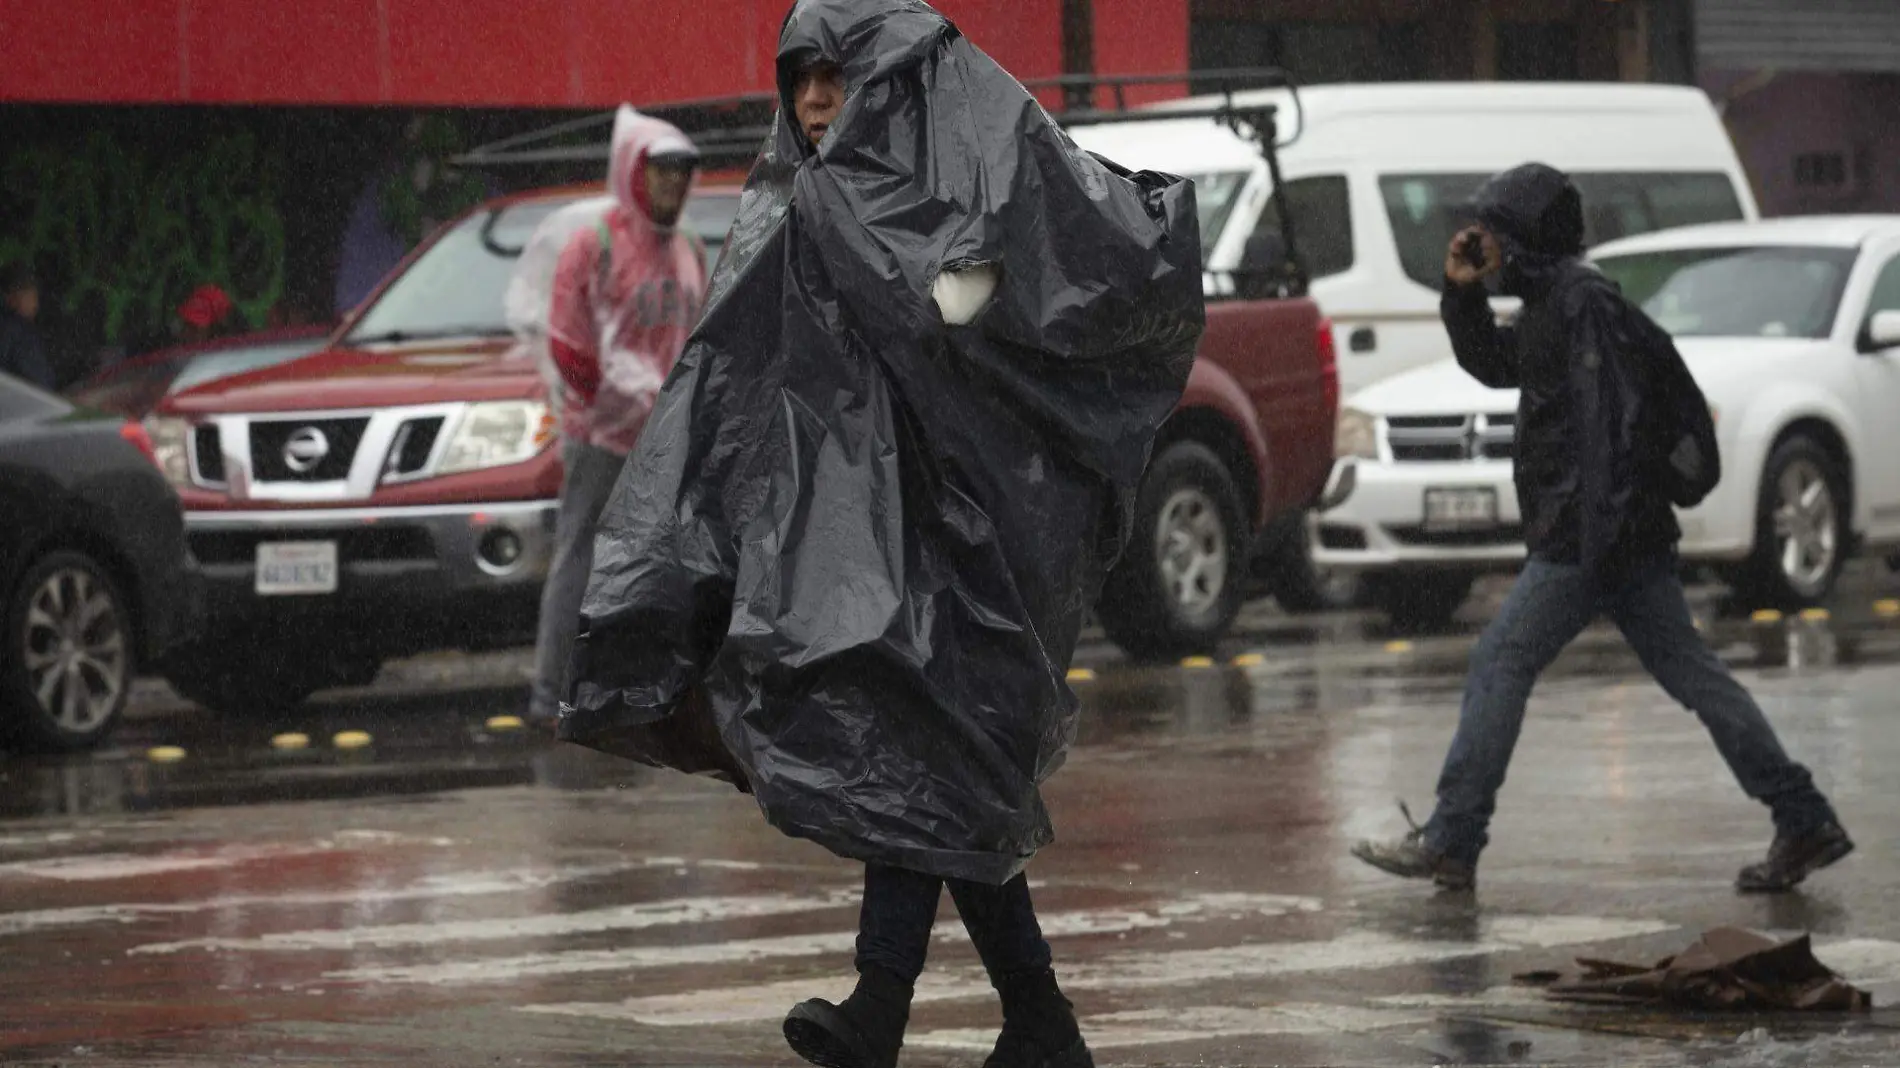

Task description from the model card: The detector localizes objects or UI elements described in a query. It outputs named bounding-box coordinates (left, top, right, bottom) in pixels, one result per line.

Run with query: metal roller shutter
left=1695, top=0, right=1900, bottom=73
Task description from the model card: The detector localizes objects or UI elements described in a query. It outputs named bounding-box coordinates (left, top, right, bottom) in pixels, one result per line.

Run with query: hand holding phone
left=1445, top=227, right=1497, bottom=285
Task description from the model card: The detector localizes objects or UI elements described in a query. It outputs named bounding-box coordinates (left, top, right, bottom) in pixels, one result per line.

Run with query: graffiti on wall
left=0, top=130, right=287, bottom=349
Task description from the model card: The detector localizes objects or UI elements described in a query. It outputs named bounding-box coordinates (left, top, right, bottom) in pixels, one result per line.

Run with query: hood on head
left=774, top=0, right=952, bottom=156
left=1471, top=162, right=1583, bottom=263
left=607, top=104, right=699, bottom=224
left=1466, top=163, right=1583, bottom=299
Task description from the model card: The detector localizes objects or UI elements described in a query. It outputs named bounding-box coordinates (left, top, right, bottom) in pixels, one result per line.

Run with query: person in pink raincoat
left=529, top=105, right=710, bottom=726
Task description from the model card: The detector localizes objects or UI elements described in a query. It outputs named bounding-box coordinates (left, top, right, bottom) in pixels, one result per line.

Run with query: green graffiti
left=0, top=130, right=286, bottom=346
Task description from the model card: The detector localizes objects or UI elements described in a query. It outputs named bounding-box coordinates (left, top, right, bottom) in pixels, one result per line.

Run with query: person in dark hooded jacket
left=1351, top=163, right=1852, bottom=896
left=559, top=1, right=1201, bottom=1066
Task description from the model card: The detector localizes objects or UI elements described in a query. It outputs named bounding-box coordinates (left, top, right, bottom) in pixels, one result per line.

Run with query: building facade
left=1696, top=0, right=1900, bottom=216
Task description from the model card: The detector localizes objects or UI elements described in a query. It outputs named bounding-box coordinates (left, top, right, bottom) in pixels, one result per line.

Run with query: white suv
left=1314, top=215, right=1900, bottom=627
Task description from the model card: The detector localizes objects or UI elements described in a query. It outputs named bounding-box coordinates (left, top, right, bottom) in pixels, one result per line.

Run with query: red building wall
left=1, top=0, right=1187, bottom=108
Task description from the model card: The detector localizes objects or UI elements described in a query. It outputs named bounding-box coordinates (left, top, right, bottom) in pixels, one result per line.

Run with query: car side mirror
left=1861, top=310, right=1900, bottom=353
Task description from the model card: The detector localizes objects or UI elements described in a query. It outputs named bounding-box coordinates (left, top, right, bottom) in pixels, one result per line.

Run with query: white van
left=1068, top=81, right=1759, bottom=399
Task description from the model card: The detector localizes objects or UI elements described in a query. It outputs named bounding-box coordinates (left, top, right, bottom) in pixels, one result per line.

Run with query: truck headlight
left=1334, top=407, right=1378, bottom=460
left=144, top=416, right=193, bottom=487
left=438, top=402, right=556, bottom=474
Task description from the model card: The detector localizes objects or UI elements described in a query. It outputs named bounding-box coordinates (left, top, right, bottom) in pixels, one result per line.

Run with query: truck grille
left=1384, top=413, right=1515, bottom=462
left=191, top=425, right=225, bottom=484
left=383, top=416, right=446, bottom=480
left=249, top=417, right=371, bottom=482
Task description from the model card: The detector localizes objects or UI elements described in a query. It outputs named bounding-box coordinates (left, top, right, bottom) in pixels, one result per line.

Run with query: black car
left=1, top=372, right=198, bottom=750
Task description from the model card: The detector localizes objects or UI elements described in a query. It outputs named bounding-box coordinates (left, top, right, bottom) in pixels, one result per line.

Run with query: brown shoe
left=1350, top=802, right=1475, bottom=891
left=1736, top=821, right=1854, bottom=894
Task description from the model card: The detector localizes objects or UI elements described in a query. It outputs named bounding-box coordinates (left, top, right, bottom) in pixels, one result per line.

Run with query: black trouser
left=855, top=863, right=1052, bottom=985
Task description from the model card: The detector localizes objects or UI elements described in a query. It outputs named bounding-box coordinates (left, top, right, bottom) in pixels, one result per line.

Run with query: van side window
left=1378, top=174, right=1490, bottom=289
left=1379, top=172, right=1747, bottom=289
left=1571, top=173, right=1744, bottom=245
left=1255, top=176, right=1353, bottom=280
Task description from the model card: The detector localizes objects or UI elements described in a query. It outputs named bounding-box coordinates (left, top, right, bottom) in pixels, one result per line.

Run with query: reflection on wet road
left=5, top=579, right=1900, bottom=1065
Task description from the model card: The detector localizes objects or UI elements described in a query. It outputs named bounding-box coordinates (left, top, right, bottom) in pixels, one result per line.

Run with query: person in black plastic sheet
left=1350, top=163, right=1853, bottom=896
left=558, top=1, right=1202, bottom=1065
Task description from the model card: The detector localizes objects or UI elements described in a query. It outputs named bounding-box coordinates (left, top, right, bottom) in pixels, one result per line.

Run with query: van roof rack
left=455, top=67, right=1301, bottom=168
left=454, top=66, right=1308, bottom=294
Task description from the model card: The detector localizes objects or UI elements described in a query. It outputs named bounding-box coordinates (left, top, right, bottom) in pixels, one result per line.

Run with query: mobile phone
left=1458, top=232, right=1487, bottom=269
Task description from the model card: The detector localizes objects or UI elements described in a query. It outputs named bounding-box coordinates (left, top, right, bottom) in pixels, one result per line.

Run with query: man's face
left=793, top=62, right=846, bottom=147
left=6, top=285, right=39, bottom=322
left=644, top=160, right=694, bottom=227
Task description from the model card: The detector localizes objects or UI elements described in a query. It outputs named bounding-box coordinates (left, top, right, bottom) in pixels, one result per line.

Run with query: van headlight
left=1334, top=407, right=1379, bottom=460
left=144, top=416, right=193, bottom=487
left=438, top=402, right=557, bottom=474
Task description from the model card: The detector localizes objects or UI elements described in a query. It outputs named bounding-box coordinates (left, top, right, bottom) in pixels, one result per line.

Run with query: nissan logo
left=282, top=427, right=331, bottom=474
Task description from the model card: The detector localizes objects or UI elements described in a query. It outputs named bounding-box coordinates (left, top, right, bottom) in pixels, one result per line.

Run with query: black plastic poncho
left=561, top=0, right=1203, bottom=883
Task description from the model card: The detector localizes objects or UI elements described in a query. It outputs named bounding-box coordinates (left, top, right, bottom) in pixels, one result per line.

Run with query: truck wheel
left=164, top=643, right=380, bottom=715
left=1734, top=436, right=1848, bottom=610
left=1267, top=519, right=1364, bottom=614
left=2, top=552, right=133, bottom=751
left=1098, top=442, right=1248, bottom=661
left=1366, top=572, right=1472, bottom=633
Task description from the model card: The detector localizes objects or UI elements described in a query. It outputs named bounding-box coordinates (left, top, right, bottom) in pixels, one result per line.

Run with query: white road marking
left=1810, top=938, right=1900, bottom=985
left=132, top=888, right=863, bottom=955
left=910, top=1003, right=1441, bottom=1051
left=328, top=894, right=1323, bottom=987
left=510, top=915, right=1675, bottom=1022
left=0, top=833, right=454, bottom=882
left=0, top=857, right=815, bottom=938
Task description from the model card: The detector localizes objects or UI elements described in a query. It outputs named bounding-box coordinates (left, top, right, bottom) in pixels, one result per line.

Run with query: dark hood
left=774, top=0, right=949, bottom=159
left=1472, top=162, right=1584, bottom=299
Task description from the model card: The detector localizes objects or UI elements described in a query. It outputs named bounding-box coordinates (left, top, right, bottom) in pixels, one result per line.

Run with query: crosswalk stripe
left=1, top=858, right=776, bottom=938
left=130, top=888, right=864, bottom=955
left=511, top=915, right=1675, bottom=1022
left=321, top=894, right=1325, bottom=987
left=909, top=1003, right=1443, bottom=1051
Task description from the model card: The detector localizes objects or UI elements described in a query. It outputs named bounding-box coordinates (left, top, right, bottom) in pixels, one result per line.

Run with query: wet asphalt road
left=5, top=570, right=1900, bottom=1066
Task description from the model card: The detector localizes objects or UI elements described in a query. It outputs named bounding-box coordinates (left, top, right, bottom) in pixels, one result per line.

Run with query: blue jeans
left=856, top=864, right=1052, bottom=985
left=1423, top=554, right=1837, bottom=865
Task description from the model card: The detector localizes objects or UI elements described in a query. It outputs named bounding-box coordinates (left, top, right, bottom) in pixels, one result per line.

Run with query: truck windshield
left=346, top=192, right=742, bottom=346
left=347, top=200, right=563, bottom=344
left=1594, top=246, right=1857, bottom=340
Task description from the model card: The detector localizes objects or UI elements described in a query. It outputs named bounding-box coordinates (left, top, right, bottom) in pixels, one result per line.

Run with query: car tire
left=1735, top=435, right=1849, bottom=610
left=1366, top=572, right=1473, bottom=633
left=163, top=643, right=380, bottom=715
left=1098, top=442, right=1249, bottom=661
left=1267, top=519, right=1364, bottom=614
left=1, top=552, right=134, bottom=751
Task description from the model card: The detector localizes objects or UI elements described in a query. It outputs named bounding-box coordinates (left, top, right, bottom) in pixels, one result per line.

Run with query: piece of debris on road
left=1514, top=926, right=1872, bottom=1012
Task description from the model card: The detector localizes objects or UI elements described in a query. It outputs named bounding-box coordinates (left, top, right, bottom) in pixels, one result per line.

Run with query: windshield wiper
left=347, top=325, right=514, bottom=345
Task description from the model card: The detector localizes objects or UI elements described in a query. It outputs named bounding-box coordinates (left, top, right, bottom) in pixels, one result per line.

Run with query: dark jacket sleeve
left=1440, top=279, right=1517, bottom=388
left=1569, top=289, right=1646, bottom=581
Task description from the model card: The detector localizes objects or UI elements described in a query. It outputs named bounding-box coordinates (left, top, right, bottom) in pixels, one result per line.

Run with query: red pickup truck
left=148, top=106, right=1335, bottom=711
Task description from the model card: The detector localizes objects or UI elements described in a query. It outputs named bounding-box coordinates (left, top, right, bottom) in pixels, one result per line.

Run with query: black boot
left=784, top=965, right=913, bottom=1068
left=984, top=969, right=1093, bottom=1068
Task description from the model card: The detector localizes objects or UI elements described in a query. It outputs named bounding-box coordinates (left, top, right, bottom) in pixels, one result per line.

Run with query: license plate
left=256, top=541, right=338, bottom=596
left=1422, top=488, right=1498, bottom=531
